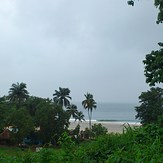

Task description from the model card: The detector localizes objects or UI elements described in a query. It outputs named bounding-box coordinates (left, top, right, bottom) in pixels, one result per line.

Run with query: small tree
left=35, top=103, right=70, bottom=144
left=7, top=108, right=34, bottom=144
left=91, top=123, right=108, bottom=138
left=135, top=87, right=163, bottom=124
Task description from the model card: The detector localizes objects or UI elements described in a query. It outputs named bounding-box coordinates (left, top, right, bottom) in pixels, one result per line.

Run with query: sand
left=69, top=121, right=141, bottom=133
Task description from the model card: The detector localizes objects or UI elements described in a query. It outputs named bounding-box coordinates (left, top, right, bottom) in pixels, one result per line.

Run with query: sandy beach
left=69, top=121, right=141, bottom=133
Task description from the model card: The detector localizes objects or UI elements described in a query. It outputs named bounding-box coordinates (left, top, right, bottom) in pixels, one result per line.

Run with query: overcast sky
left=0, top=0, right=162, bottom=103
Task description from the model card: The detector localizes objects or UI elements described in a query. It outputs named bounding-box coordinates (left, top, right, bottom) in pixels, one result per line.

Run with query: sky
left=0, top=0, right=162, bottom=103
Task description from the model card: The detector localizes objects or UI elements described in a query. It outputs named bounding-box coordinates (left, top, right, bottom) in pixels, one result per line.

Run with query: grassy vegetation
left=0, top=123, right=162, bottom=162
left=0, top=146, right=22, bottom=155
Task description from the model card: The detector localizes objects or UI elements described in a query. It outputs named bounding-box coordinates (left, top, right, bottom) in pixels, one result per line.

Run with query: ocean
left=75, top=102, right=140, bottom=123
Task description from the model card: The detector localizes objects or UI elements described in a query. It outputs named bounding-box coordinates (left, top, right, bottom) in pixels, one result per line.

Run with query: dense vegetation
left=0, top=82, right=162, bottom=162
left=0, top=0, right=162, bottom=162
left=0, top=84, right=92, bottom=145
left=0, top=123, right=162, bottom=162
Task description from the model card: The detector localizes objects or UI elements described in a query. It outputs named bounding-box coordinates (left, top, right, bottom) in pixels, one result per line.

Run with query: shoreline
left=69, top=121, right=141, bottom=133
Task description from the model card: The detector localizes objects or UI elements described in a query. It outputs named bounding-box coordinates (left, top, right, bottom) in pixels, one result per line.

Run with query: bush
left=80, top=123, right=107, bottom=140
left=0, top=124, right=162, bottom=162
left=91, top=123, right=107, bottom=137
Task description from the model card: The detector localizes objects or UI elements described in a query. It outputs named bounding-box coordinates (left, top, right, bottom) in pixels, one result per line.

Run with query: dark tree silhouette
left=8, top=82, right=29, bottom=108
left=53, top=87, right=71, bottom=108
left=82, top=93, right=96, bottom=129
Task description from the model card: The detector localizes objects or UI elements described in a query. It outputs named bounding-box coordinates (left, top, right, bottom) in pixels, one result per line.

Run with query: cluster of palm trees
left=66, top=104, right=85, bottom=123
left=52, top=87, right=85, bottom=123
left=7, top=83, right=97, bottom=129
left=53, top=87, right=97, bottom=128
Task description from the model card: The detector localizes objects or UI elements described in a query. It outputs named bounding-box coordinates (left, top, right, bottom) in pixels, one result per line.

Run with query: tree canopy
left=53, top=87, right=72, bottom=108
left=128, top=1, right=163, bottom=124
left=135, top=87, right=163, bottom=124
left=6, top=108, right=34, bottom=143
left=35, top=103, right=69, bottom=144
left=66, top=104, right=78, bottom=119
left=0, top=83, right=81, bottom=145
left=143, top=43, right=163, bottom=86
left=8, top=82, right=29, bottom=108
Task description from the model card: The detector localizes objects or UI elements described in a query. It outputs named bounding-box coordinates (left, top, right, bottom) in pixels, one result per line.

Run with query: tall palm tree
left=53, top=87, right=71, bottom=108
left=8, top=82, right=29, bottom=108
left=66, top=104, right=78, bottom=119
left=82, top=93, right=96, bottom=129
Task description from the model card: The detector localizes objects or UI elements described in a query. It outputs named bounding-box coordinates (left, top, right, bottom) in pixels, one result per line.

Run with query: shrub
left=91, top=123, right=107, bottom=137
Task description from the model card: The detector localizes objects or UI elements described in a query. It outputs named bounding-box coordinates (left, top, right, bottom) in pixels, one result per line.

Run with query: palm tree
left=66, top=104, right=78, bottom=119
left=74, top=111, right=85, bottom=124
left=8, top=82, right=29, bottom=108
left=82, top=93, right=96, bottom=129
left=53, top=87, right=71, bottom=108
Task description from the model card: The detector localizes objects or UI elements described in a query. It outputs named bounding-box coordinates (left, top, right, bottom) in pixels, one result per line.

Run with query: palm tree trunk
left=88, top=109, right=92, bottom=130
left=17, top=98, right=21, bottom=109
left=90, top=110, right=92, bottom=130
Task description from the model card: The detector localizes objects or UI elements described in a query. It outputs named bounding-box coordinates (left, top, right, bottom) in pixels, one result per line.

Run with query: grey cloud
left=0, top=0, right=162, bottom=103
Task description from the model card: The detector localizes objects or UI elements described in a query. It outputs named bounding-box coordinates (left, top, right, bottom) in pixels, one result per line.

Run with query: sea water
left=75, top=102, right=140, bottom=123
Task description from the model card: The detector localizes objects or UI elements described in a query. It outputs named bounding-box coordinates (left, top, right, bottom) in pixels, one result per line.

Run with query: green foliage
left=69, top=124, right=81, bottom=143
left=1, top=84, right=73, bottom=146
left=58, top=132, right=75, bottom=161
left=1, top=83, right=162, bottom=162
left=127, top=0, right=134, bottom=6
left=38, top=148, right=55, bottom=163
left=22, top=151, right=39, bottom=163
left=0, top=96, right=9, bottom=132
left=80, top=127, right=91, bottom=139
left=35, top=104, right=70, bottom=144
left=75, top=124, right=163, bottom=162
left=75, top=134, right=122, bottom=162
left=80, top=123, right=108, bottom=140
left=155, top=0, right=163, bottom=24
left=34, top=100, right=55, bottom=143
left=106, top=124, right=163, bottom=162
left=58, top=132, right=75, bottom=150
left=135, top=87, right=163, bottom=124
left=25, top=96, right=48, bottom=117
left=7, top=108, right=34, bottom=144
left=0, top=124, right=162, bottom=162
left=143, top=43, right=163, bottom=86
left=91, top=123, right=108, bottom=137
